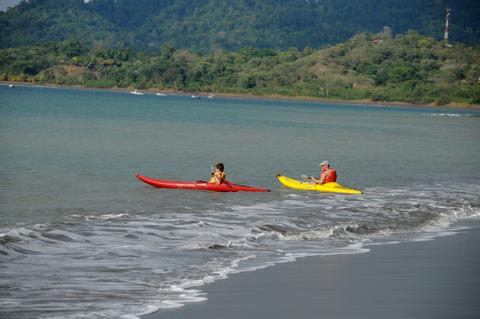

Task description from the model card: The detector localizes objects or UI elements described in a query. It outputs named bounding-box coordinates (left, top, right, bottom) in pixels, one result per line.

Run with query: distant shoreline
left=2, top=80, right=479, bottom=110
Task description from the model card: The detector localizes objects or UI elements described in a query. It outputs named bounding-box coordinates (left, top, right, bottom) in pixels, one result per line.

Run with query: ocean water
left=1, top=84, right=479, bottom=318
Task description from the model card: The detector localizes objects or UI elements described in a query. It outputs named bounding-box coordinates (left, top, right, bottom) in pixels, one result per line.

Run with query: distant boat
left=130, top=90, right=144, bottom=95
left=207, top=95, right=216, bottom=99
left=156, top=92, right=167, bottom=96
left=191, top=95, right=201, bottom=99
left=8, top=84, right=15, bottom=88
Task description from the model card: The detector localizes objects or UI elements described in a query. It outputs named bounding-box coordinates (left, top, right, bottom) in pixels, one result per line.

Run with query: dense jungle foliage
left=1, top=31, right=479, bottom=105
left=1, top=0, right=479, bottom=52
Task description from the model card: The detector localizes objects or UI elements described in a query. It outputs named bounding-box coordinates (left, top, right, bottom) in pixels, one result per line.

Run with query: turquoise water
left=1, top=84, right=479, bottom=318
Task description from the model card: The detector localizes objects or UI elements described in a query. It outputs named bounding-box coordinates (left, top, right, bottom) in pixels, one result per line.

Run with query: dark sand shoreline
left=144, top=220, right=480, bottom=319
left=2, top=81, right=479, bottom=110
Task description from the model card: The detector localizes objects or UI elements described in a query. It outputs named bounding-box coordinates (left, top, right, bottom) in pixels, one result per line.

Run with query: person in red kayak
left=309, top=160, right=337, bottom=184
left=209, top=162, right=226, bottom=185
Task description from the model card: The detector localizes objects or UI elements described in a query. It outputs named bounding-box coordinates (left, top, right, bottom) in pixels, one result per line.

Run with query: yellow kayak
left=276, top=174, right=363, bottom=194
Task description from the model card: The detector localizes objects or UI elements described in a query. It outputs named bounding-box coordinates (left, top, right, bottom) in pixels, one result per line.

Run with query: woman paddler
left=209, top=162, right=226, bottom=185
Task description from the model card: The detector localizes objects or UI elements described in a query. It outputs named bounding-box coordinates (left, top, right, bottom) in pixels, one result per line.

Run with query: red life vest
left=324, top=169, right=337, bottom=183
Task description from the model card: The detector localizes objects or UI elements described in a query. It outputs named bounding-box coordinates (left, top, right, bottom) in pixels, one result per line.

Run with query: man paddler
left=309, top=160, right=337, bottom=184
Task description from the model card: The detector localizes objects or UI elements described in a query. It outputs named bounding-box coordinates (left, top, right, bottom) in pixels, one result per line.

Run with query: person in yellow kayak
left=309, top=161, right=337, bottom=184
left=209, top=162, right=226, bottom=185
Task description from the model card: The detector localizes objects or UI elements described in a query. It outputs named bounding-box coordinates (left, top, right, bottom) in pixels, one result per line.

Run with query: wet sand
left=144, top=221, right=480, bottom=319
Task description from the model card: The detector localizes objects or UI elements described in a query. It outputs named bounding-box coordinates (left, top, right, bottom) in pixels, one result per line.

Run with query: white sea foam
left=428, top=113, right=463, bottom=117
left=145, top=255, right=257, bottom=314
left=275, top=228, right=333, bottom=240
left=85, top=213, right=131, bottom=221
left=426, top=113, right=480, bottom=117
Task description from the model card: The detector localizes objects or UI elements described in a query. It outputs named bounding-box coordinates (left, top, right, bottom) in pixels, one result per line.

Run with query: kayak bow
left=276, top=174, right=362, bottom=194
left=136, top=174, right=270, bottom=192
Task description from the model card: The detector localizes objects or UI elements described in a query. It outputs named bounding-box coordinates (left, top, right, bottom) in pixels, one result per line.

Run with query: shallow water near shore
left=1, top=84, right=479, bottom=318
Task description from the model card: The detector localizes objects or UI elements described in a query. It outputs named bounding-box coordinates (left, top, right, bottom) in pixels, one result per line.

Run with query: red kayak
left=135, top=174, right=270, bottom=192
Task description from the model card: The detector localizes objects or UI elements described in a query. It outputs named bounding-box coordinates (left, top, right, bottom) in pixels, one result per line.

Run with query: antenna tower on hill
left=444, top=8, right=453, bottom=47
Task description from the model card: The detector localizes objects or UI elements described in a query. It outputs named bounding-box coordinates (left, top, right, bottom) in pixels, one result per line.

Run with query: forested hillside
left=2, top=31, right=479, bottom=105
left=1, top=0, right=479, bottom=52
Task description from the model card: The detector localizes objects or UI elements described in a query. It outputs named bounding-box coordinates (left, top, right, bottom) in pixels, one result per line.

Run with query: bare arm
left=319, top=171, right=327, bottom=184
left=310, top=171, right=327, bottom=184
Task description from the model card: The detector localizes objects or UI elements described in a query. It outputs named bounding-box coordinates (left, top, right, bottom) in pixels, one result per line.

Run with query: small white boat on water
left=191, top=95, right=200, bottom=99
left=8, top=84, right=15, bottom=88
left=207, top=94, right=216, bottom=99
left=130, top=90, right=144, bottom=95
left=156, top=92, right=167, bottom=96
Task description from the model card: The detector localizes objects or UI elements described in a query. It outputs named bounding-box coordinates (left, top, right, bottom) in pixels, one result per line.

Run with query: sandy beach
left=144, top=220, right=480, bottom=319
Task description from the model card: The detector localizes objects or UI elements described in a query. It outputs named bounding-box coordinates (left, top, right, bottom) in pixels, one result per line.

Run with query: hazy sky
left=0, top=0, right=22, bottom=11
